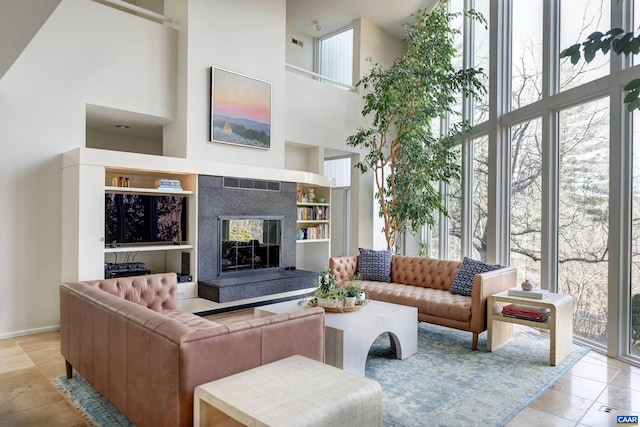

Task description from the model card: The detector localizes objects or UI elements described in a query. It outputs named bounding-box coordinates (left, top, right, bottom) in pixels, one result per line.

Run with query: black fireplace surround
left=197, top=176, right=317, bottom=303
left=219, top=216, right=282, bottom=274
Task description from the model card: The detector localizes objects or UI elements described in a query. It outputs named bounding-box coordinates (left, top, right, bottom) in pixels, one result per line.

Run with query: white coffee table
left=255, top=299, right=418, bottom=376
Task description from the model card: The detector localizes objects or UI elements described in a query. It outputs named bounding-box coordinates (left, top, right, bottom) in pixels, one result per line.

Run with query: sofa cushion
left=449, top=257, right=502, bottom=296
left=357, top=248, right=392, bottom=282
left=162, top=309, right=220, bottom=330
left=358, top=281, right=472, bottom=322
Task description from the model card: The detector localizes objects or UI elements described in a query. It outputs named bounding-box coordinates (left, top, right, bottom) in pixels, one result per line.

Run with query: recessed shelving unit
left=104, top=186, right=193, bottom=196
left=104, top=244, right=194, bottom=253
left=62, top=147, right=335, bottom=307
left=295, top=185, right=331, bottom=271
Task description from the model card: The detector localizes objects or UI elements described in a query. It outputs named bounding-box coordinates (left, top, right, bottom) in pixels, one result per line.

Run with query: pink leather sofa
left=60, top=272, right=325, bottom=427
left=329, top=255, right=516, bottom=350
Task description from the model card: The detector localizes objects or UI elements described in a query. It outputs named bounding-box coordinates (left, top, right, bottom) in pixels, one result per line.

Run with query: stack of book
left=507, top=287, right=549, bottom=299
left=155, top=178, right=183, bottom=191
left=502, top=304, right=550, bottom=322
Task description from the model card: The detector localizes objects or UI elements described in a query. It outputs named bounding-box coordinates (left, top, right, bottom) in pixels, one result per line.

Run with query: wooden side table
left=194, top=355, right=383, bottom=427
left=487, top=290, right=573, bottom=366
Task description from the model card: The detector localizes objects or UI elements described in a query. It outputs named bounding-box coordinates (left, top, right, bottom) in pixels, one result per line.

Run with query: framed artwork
left=210, top=67, right=272, bottom=149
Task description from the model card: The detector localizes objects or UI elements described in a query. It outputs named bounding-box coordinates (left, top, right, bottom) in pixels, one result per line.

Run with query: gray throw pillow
left=449, top=256, right=502, bottom=296
left=357, top=248, right=392, bottom=282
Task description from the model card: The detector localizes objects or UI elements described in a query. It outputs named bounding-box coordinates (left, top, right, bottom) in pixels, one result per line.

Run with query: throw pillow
left=449, top=257, right=502, bottom=296
left=357, top=248, right=392, bottom=282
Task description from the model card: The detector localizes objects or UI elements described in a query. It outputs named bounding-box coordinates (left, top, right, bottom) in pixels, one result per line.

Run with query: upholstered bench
left=194, top=355, right=383, bottom=426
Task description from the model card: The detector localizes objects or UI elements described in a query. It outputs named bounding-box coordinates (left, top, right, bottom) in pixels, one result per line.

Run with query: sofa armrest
left=469, top=266, right=517, bottom=333
left=329, top=256, right=358, bottom=284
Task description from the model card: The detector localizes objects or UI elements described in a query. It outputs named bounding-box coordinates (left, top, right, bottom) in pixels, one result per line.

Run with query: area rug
left=366, top=323, right=589, bottom=427
left=51, top=323, right=588, bottom=427
left=51, top=374, right=133, bottom=427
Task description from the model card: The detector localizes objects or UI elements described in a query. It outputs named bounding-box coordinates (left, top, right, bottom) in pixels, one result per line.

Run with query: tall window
left=472, top=0, right=490, bottom=125
left=632, top=109, right=640, bottom=356
left=511, top=0, right=543, bottom=110
left=634, top=1, right=640, bottom=66
left=559, top=0, right=610, bottom=91
left=472, top=136, right=489, bottom=261
left=447, top=147, right=463, bottom=260
left=317, top=27, right=353, bottom=87
left=510, top=118, right=543, bottom=285
left=324, top=157, right=351, bottom=187
left=558, top=97, right=610, bottom=346
left=439, top=0, right=640, bottom=363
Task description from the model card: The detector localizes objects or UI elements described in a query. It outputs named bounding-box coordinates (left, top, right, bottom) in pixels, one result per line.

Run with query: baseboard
left=0, top=324, right=60, bottom=340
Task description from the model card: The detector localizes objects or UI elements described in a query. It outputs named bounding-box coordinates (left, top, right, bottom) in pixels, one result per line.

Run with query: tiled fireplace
left=197, top=175, right=317, bottom=303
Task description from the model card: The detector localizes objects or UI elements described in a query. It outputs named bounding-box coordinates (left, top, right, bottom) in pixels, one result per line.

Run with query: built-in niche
left=85, top=104, right=165, bottom=155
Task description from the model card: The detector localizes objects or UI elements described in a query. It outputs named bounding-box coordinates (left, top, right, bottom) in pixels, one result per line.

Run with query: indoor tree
left=560, top=26, right=640, bottom=111
left=347, top=0, right=486, bottom=251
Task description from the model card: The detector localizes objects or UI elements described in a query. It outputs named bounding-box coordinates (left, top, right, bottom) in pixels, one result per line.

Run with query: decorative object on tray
left=507, top=285, right=549, bottom=299
left=300, top=269, right=367, bottom=312
left=521, top=279, right=534, bottom=291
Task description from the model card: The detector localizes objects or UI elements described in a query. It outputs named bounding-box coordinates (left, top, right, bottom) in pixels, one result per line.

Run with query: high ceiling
left=88, top=0, right=437, bottom=139
left=286, top=0, right=436, bottom=39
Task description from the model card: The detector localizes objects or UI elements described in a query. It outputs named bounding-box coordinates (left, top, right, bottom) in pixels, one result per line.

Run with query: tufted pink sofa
left=60, top=272, right=325, bottom=427
left=329, top=255, right=516, bottom=350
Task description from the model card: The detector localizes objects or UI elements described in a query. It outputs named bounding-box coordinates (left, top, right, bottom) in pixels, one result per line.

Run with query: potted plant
left=344, top=283, right=361, bottom=308
left=313, top=270, right=345, bottom=308
left=347, top=0, right=486, bottom=252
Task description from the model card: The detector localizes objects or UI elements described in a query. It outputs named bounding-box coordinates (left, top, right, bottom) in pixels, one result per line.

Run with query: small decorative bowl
left=316, top=197, right=326, bottom=203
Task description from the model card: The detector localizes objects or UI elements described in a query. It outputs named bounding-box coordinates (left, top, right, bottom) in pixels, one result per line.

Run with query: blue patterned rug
left=52, top=323, right=588, bottom=427
left=51, top=374, right=133, bottom=427
left=366, top=323, right=589, bottom=427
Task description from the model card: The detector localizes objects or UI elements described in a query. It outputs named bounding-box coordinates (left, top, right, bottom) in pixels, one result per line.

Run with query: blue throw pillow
left=449, top=257, right=502, bottom=296
left=357, top=248, right=392, bottom=282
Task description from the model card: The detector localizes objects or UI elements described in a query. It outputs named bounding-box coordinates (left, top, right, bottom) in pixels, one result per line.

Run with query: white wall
left=0, top=0, right=408, bottom=336
left=177, top=0, right=286, bottom=169
left=87, top=130, right=163, bottom=155
left=0, top=0, right=176, bottom=337
left=285, top=28, right=314, bottom=70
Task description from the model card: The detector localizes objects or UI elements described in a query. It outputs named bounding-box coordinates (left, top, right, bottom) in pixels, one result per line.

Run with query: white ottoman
left=194, top=355, right=383, bottom=427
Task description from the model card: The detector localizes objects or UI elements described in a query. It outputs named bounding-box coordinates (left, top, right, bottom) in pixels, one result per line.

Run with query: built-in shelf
left=296, top=202, right=330, bottom=207
left=104, top=244, right=194, bottom=253
left=296, top=220, right=330, bottom=224
left=296, top=239, right=330, bottom=243
left=105, top=186, right=193, bottom=196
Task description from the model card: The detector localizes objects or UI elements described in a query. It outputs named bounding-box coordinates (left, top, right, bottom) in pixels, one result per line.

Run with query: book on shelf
left=507, top=287, right=549, bottom=299
left=502, top=304, right=550, bottom=322
left=155, top=178, right=183, bottom=190
left=157, top=185, right=184, bottom=191
left=502, top=312, right=550, bottom=322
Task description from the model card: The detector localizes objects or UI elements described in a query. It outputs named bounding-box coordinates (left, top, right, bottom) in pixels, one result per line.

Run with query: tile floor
left=0, top=323, right=638, bottom=426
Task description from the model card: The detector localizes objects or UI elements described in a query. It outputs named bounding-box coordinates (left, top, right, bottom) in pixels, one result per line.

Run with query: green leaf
left=627, top=98, right=640, bottom=112
left=624, top=79, right=640, bottom=91
left=584, top=44, right=596, bottom=62
left=623, top=90, right=639, bottom=104
left=571, top=52, right=581, bottom=65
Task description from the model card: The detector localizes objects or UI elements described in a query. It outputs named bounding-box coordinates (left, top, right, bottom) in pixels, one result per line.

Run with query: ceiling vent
left=223, top=177, right=281, bottom=192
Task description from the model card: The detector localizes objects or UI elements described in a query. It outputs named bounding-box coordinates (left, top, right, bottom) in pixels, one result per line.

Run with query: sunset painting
left=210, top=67, right=272, bottom=149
